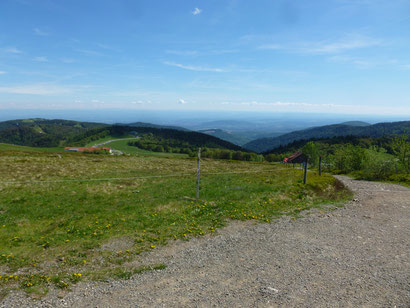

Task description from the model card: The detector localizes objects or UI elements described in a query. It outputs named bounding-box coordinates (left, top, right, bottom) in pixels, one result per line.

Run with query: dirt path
left=2, top=176, right=409, bottom=307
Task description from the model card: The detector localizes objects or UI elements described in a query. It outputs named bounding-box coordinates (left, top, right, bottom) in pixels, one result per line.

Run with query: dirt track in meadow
left=2, top=176, right=409, bottom=307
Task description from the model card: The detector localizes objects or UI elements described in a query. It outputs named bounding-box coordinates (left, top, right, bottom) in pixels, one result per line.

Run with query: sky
left=0, top=0, right=410, bottom=115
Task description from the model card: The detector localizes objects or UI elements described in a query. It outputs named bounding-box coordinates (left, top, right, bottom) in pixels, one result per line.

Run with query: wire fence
left=0, top=169, right=278, bottom=185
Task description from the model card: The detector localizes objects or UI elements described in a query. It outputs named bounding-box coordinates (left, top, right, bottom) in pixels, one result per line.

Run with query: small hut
left=286, top=151, right=307, bottom=164
left=64, top=147, right=112, bottom=154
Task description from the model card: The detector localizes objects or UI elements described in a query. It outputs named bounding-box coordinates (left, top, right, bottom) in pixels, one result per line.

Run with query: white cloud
left=4, top=47, right=22, bottom=54
left=34, top=56, right=48, bottom=62
left=0, top=84, right=71, bottom=95
left=257, top=35, right=382, bottom=55
left=216, top=100, right=410, bottom=115
left=164, top=61, right=225, bottom=72
left=0, top=71, right=6, bottom=75
left=192, top=8, right=202, bottom=15
left=224, top=101, right=339, bottom=108
left=131, top=100, right=152, bottom=105
left=34, top=28, right=49, bottom=36
left=178, top=99, right=188, bottom=104
left=306, top=35, right=382, bottom=54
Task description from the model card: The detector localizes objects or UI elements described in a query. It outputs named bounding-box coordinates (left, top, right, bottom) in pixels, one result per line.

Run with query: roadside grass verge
left=0, top=151, right=350, bottom=296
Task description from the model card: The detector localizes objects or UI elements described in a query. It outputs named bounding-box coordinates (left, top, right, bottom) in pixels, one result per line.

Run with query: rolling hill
left=0, top=119, right=244, bottom=152
left=244, top=121, right=410, bottom=153
left=0, top=119, right=107, bottom=147
left=121, top=121, right=189, bottom=131
left=69, top=125, right=244, bottom=151
left=340, top=121, right=371, bottom=127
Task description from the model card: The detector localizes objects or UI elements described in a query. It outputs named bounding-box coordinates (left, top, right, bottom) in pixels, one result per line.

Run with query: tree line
left=298, top=135, right=409, bottom=182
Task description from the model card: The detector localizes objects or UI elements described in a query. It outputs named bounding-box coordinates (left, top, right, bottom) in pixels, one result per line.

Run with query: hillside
left=67, top=125, right=244, bottom=151
left=0, top=119, right=107, bottom=147
left=244, top=121, right=410, bottom=153
left=0, top=119, right=243, bottom=152
left=122, top=121, right=189, bottom=131
left=265, top=135, right=395, bottom=155
left=340, top=121, right=371, bottom=127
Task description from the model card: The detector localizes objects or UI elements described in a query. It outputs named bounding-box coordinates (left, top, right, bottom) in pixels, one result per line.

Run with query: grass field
left=86, top=137, right=189, bottom=158
left=0, top=143, right=63, bottom=153
left=0, top=148, right=351, bottom=296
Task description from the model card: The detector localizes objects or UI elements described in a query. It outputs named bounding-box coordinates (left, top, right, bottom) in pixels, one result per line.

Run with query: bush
left=360, top=148, right=396, bottom=180
left=332, top=145, right=365, bottom=173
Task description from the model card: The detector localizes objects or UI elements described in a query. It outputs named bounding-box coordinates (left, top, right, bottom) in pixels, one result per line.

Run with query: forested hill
left=0, top=119, right=245, bottom=151
left=0, top=118, right=106, bottom=131
left=244, top=121, right=410, bottom=153
left=68, top=125, right=244, bottom=151
left=121, top=122, right=189, bottom=131
left=0, top=119, right=107, bottom=147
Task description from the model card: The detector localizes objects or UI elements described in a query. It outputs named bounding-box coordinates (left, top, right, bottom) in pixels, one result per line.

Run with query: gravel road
left=2, top=176, right=409, bottom=307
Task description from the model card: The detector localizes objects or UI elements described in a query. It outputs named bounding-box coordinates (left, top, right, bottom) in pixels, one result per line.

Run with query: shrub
left=360, top=148, right=396, bottom=180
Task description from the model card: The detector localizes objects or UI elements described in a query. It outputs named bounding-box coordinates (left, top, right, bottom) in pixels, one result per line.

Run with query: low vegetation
left=268, top=134, right=410, bottom=186
left=127, top=133, right=263, bottom=161
left=0, top=148, right=350, bottom=297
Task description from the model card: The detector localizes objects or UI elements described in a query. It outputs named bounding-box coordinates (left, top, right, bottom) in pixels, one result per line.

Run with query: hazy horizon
left=1, top=108, right=408, bottom=128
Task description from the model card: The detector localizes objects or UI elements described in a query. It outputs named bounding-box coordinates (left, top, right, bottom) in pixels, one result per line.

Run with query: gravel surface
left=2, top=176, right=409, bottom=307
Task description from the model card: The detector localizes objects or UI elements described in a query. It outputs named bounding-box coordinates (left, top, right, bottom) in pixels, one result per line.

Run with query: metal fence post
left=196, top=148, right=201, bottom=200
left=319, top=156, right=322, bottom=176
left=303, top=159, right=308, bottom=184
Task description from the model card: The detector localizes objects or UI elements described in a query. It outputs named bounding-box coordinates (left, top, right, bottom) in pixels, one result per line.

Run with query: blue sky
left=0, top=0, right=410, bottom=115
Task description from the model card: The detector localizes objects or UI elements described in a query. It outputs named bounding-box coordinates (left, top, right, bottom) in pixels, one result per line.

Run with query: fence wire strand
left=0, top=170, right=279, bottom=185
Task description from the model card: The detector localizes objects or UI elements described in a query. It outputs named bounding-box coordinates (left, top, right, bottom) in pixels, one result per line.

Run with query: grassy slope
left=0, top=143, right=63, bottom=153
left=86, top=137, right=189, bottom=158
left=0, top=149, right=350, bottom=295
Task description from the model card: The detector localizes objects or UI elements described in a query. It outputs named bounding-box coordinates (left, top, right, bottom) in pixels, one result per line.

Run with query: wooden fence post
left=303, top=159, right=308, bottom=184
left=319, top=156, right=322, bottom=176
left=196, top=148, right=201, bottom=200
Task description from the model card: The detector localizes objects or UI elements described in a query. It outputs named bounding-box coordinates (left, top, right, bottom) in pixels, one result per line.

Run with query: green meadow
left=0, top=147, right=350, bottom=296
left=94, top=138, right=189, bottom=158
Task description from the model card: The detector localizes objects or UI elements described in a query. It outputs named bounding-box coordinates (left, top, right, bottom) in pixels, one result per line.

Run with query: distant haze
left=1, top=109, right=408, bottom=136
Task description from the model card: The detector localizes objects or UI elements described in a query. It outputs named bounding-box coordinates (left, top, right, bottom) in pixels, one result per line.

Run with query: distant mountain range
left=1, top=118, right=409, bottom=154
left=340, top=121, right=371, bottom=127
left=120, top=122, right=189, bottom=131
left=244, top=121, right=410, bottom=153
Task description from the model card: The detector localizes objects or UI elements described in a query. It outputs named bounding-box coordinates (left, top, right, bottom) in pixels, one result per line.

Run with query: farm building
left=284, top=151, right=307, bottom=164
left=64, top=147, right=112, bottom=154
